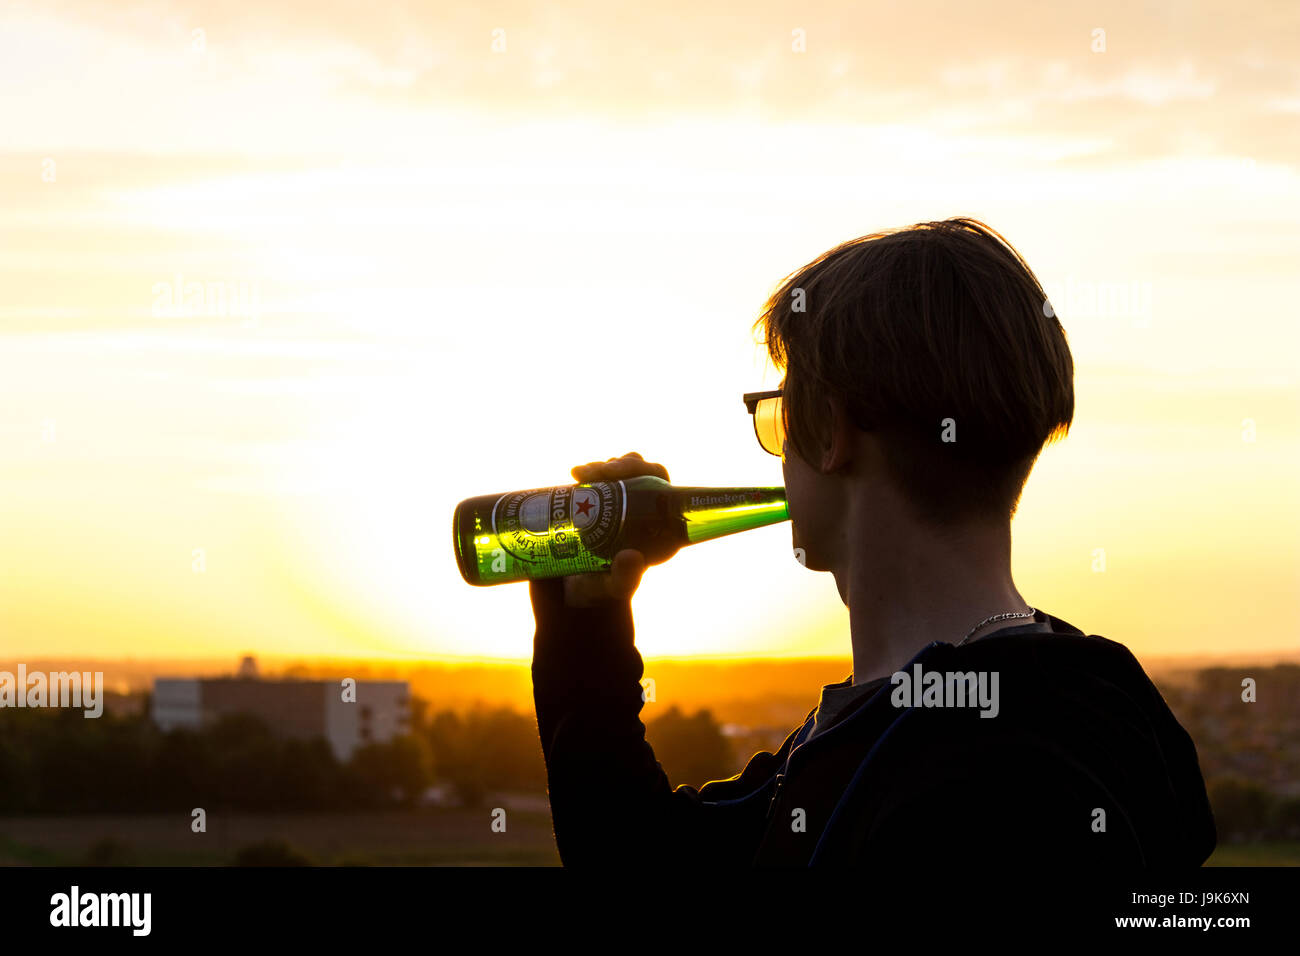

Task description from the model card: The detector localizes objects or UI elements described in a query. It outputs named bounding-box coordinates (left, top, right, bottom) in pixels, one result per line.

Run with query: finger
left=571, top=460, right=609, bottom=479
left=621, top=458, right=669, bottom=481
left=562, top=549, right=646, bottom=607
left=572, top=454, right=631, bottom=473
left=563, top=574, right=601, bottom=607
left=598, top=456, right=670, bottom=481
left=564, top=569, right=623, bottom=607
left=572, top=455, right=668, bottom=482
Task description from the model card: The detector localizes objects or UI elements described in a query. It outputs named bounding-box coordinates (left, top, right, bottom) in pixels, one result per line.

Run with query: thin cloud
left=14, top=0, right=1296, bottom=164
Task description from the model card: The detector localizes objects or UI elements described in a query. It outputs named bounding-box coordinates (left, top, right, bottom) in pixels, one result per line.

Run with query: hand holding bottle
left=555, top=452, right=667, bottom=607
left=453, top=453, right=787, bottom=589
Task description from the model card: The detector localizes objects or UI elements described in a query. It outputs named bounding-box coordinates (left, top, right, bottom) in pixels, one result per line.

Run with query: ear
left=820, top=394, right=857, bottom=474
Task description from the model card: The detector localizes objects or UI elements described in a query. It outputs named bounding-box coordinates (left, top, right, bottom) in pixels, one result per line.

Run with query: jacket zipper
left=766, top=772, right=786, bottom=819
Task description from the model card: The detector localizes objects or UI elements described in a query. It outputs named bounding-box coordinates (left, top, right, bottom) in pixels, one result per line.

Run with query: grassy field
left=1204, top=842, right=1300, bottom=866
left=2, top=812, right=1295, bottom=866
left=0, top=808, right=562, bottom=866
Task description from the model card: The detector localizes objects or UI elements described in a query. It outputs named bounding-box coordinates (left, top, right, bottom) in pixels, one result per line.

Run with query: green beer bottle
left=453, top=476, right=788, bottom=586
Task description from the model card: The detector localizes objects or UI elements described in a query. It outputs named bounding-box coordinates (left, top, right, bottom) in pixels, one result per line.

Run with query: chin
left=795, top=548, right=827, bottom=572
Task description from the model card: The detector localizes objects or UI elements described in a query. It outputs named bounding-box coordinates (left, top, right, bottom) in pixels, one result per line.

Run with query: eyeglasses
left=742, top=388, right=786, bottom=458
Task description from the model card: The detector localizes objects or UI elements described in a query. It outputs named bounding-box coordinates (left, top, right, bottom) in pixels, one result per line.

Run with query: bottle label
left=491, top=481, right=625, bottom=565
left=687, top=490, right=766, bottom=508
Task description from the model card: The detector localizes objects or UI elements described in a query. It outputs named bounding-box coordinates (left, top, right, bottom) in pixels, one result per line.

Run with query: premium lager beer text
left=453, top=476, right=788, bottom=586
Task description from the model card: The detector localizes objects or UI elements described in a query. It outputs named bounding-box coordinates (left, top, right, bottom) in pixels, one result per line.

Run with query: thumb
left=609, top=548, right=647, bottom=600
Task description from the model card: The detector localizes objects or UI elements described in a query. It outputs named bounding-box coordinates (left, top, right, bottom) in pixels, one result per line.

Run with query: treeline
left=0, top=707, right=429, bottom=813
left=1156, top=664, right=1300, bottom=843
left=13, top=696, right=1288, bottom=846
left=0, top=701, right=732, bottom=814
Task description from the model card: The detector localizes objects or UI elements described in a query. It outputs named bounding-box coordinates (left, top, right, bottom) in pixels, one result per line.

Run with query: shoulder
left=814, top=706, right=1143, bottom=864
left=812, top=639, right=1156, bottom=864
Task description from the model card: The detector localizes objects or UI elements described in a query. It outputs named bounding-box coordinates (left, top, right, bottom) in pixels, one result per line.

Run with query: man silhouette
left=528, top=218, right=1216, bottom=866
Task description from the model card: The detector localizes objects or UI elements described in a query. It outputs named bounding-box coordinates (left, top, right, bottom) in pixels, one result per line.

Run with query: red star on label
left=575, top=497, right=595, bottom=518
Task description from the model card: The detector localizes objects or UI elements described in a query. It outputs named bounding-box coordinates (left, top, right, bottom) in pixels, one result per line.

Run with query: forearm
left=530, top=575, right=684, bottom=863
left=531, top=574, right=792, bottom=865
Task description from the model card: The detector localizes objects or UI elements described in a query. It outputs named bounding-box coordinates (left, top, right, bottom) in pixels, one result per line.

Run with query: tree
left=1207, top=776, right=1276, bottom=842
left=1269, top=796, right=1300, bottom=840
left=348, top=735, right=433, bottom=807
left=644, top=706, right=732, bottom=788
left=425, top=706, right=547, bottom=805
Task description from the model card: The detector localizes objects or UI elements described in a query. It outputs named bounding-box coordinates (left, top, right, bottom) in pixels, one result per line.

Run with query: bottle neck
left=672, top=486, right=789, bottom=544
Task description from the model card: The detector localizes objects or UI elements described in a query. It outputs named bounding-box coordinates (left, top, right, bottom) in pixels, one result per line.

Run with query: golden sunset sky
left=2, top=1, right=1297, bottom=664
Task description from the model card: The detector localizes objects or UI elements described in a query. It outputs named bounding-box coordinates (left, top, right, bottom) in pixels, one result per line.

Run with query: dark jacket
left=529, top=578, right=1217, bottom=866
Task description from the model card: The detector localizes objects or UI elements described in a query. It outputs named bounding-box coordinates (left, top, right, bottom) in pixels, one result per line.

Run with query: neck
left=837, top=493, right=1029, bottom=685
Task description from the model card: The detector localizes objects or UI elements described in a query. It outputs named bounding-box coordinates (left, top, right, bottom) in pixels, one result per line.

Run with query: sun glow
left=2, top=3, right=1297, bottom=666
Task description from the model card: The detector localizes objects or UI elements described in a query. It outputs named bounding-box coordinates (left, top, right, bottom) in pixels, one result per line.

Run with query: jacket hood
left=802, top=610, right=1217, bottom=865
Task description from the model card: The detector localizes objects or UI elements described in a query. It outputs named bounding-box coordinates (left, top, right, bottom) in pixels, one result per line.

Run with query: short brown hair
left=753, top=217, right=1074, bottom=524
